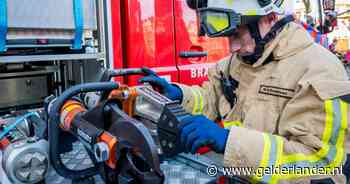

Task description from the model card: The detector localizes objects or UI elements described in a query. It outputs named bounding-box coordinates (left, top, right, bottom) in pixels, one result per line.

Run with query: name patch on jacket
left=259, top=85, right=295, bottom=99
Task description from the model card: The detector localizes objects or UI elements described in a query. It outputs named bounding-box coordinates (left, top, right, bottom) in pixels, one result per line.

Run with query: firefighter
left=140, top=0, right=350, bottom=183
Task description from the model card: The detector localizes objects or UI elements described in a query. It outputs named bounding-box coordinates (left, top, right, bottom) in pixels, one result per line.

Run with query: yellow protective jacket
left=177, top=22, right=350, bottom=183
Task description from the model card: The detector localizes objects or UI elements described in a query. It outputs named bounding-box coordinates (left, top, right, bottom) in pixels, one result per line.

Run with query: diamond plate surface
left=46, top=142, right=104, bottom=184
left=161, top=160, right=215, bottom=184
left=46, top=142, right=216, bottom=184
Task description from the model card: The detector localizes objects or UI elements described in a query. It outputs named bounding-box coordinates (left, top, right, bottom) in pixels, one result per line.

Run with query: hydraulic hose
left=0, top=112, right=39, bottom=141
left=99, top=68, right=151, bottom=82
left=99, top=67, right=153, bottom=101
left=49, top=82, right=119, bottom=180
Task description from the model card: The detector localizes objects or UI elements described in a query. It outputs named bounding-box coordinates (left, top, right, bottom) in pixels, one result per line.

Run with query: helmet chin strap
left=241, top=15, right=295, bottom=65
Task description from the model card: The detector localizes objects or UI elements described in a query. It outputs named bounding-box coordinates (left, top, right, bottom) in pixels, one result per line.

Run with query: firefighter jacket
left=177, top=22, right=350, bottom=183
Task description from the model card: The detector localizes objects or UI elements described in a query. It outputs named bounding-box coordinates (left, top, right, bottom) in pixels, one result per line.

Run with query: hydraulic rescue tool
left=0, top=112, right=49, bottom=184
left=98, top=68, right=193, bottom=157
left=46, top=68, right=192, bottom=183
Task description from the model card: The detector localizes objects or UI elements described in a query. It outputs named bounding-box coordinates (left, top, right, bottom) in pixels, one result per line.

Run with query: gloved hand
left=139, top=68, right=183, bottom=101
left=179, top=115, right=229, bottom=154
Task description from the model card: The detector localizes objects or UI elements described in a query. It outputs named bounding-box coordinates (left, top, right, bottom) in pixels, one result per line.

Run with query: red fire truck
left=111, top=0, right=230, bottom=86
left=111, top=0, right=336, bottom=86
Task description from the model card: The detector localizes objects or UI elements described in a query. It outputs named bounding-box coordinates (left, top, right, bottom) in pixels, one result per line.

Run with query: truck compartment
left=2, top=0, right=97, bottom=52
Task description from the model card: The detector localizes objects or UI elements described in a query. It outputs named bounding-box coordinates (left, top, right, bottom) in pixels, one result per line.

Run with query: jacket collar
left=237, top=22, right=314, bottom=68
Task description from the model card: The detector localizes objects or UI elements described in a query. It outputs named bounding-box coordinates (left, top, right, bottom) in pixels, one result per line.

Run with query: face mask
left=241, top=53, right=263, bottom=64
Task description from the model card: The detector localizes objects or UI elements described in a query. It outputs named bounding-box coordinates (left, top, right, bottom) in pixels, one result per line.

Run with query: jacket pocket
left=244, top=75, right=281, bottom=133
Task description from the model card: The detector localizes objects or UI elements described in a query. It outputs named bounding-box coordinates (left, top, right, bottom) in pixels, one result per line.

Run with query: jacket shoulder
left=295, top=44, right=350, bottom=100
left=280, top=42, right=347, bottom=81
left=301, top=43, right=347, bottom=81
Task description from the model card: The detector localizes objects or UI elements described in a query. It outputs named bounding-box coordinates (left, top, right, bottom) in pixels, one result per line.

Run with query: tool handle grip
left=100, top=68, right=155, bottom=82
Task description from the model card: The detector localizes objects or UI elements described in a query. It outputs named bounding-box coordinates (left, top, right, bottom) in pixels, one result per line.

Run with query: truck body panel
left=173, top=0, right=229, bottom=85
left=111, top=0, right=124, bottom=82
left=112, top=0, right=230, bottom=86
left=116, top=0, right=178, bottom=85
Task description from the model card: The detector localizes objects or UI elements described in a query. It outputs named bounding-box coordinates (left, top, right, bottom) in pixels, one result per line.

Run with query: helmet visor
left=203, top=11, right=230, bottom=33
left=198, top=8, right=241, bottom=37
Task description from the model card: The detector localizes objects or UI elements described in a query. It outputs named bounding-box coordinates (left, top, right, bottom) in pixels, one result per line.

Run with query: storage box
left=0, top=67, right=56, bottom=109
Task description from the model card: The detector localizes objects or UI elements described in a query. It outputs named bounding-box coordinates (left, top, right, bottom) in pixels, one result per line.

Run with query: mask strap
left=243, top=15, right=295, bottom=65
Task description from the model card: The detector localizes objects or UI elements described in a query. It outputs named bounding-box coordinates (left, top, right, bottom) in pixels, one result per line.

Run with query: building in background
left=294, top=0, right=349, bottom=52
left=328, top=0, right=350, bottom=53
left=294, top=0, right=323, bottom=25
left=336, top=0, right=350, bottom=21
left=294, top=0, right=329, bottom=47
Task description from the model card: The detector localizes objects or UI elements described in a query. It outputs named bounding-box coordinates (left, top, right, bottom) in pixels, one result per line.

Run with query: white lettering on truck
left=191, top=67, right=209, bottom=78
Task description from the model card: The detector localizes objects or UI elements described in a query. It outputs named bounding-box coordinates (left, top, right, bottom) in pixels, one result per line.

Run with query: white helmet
left=207, top=0, right=285, bottom=16
left=189, top=0, right=289, bottom=37
left=188, top=0, right=294, bottom=64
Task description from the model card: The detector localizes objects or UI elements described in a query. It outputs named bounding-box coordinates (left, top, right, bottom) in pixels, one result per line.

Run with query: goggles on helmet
left=198, top=8, right=242, bottom=37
